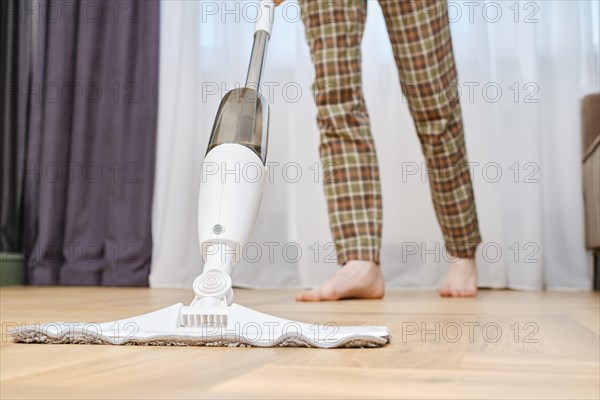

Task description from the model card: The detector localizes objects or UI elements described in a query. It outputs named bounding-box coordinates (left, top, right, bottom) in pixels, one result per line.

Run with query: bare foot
left=296, top=260, right=385, bottom=301
left=439, top=258, right=478, bottom=297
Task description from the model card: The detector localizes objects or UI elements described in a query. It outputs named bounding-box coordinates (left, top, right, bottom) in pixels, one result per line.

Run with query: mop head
left=10, top=303, right=390, bottom=348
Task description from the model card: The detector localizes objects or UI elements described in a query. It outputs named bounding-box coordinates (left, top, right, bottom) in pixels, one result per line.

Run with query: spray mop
left=11, top=0, right=390, bottom=348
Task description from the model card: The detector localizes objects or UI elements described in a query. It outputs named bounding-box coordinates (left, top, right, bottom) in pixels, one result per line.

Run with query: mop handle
left=246, top=0, right=275, bottom=89
left=254, top=0, right=275, bottom=36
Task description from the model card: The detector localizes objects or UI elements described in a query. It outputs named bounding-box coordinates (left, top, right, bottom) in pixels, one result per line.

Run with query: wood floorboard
left=1, top=287, right=598, bottom=399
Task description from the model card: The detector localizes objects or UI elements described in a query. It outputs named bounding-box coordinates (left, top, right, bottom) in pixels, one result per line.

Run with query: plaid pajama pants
left=300, top=0, right=481, bottom=265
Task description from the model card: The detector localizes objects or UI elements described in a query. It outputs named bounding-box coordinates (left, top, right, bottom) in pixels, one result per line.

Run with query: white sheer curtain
left=151, top=0, right=599, bottom=290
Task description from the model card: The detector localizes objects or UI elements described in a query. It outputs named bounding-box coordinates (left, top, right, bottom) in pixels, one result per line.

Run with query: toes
left=439, top=281, right=451, bottom=297
left=445, top=288, right=478, bottom=297
left=295, top=290, right=310, bottom=301
left=459, top=287, right=477, bottom=297
left=295, top=288, right=322, bottom=302
left=319, top=286, right=339, bottom=301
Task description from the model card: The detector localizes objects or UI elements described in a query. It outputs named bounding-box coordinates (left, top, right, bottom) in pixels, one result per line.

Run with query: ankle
left=344, top=260, right=378, bottom=270
left=450, top=257, right=476, bottom=268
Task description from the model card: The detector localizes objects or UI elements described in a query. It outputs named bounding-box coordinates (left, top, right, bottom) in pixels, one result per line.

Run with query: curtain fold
left=23, top=0, right=160, bottom=285
left=1, top=0, right=32, bottom=254
left=152, top=0, right=598, bottom=290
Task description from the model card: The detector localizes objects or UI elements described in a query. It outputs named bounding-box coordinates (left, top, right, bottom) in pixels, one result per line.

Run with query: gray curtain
left=23, top=0, right=160, bottom=285
left=1, top=0, right=32, bottom=254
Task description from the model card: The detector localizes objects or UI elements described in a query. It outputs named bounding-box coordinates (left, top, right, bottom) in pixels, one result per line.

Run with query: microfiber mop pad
left=11, top=303, right=390, bottom=348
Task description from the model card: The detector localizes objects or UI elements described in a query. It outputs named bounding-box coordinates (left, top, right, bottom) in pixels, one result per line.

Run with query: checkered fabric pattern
left=300, top=0, right=481, bottom=264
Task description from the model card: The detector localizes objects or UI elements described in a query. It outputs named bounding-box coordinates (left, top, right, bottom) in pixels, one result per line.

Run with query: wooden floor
left=1, top=287, right=599, bottom=399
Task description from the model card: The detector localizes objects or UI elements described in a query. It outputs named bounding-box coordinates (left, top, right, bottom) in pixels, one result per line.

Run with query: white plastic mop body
left=12, top=0, right=391, bottom=348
